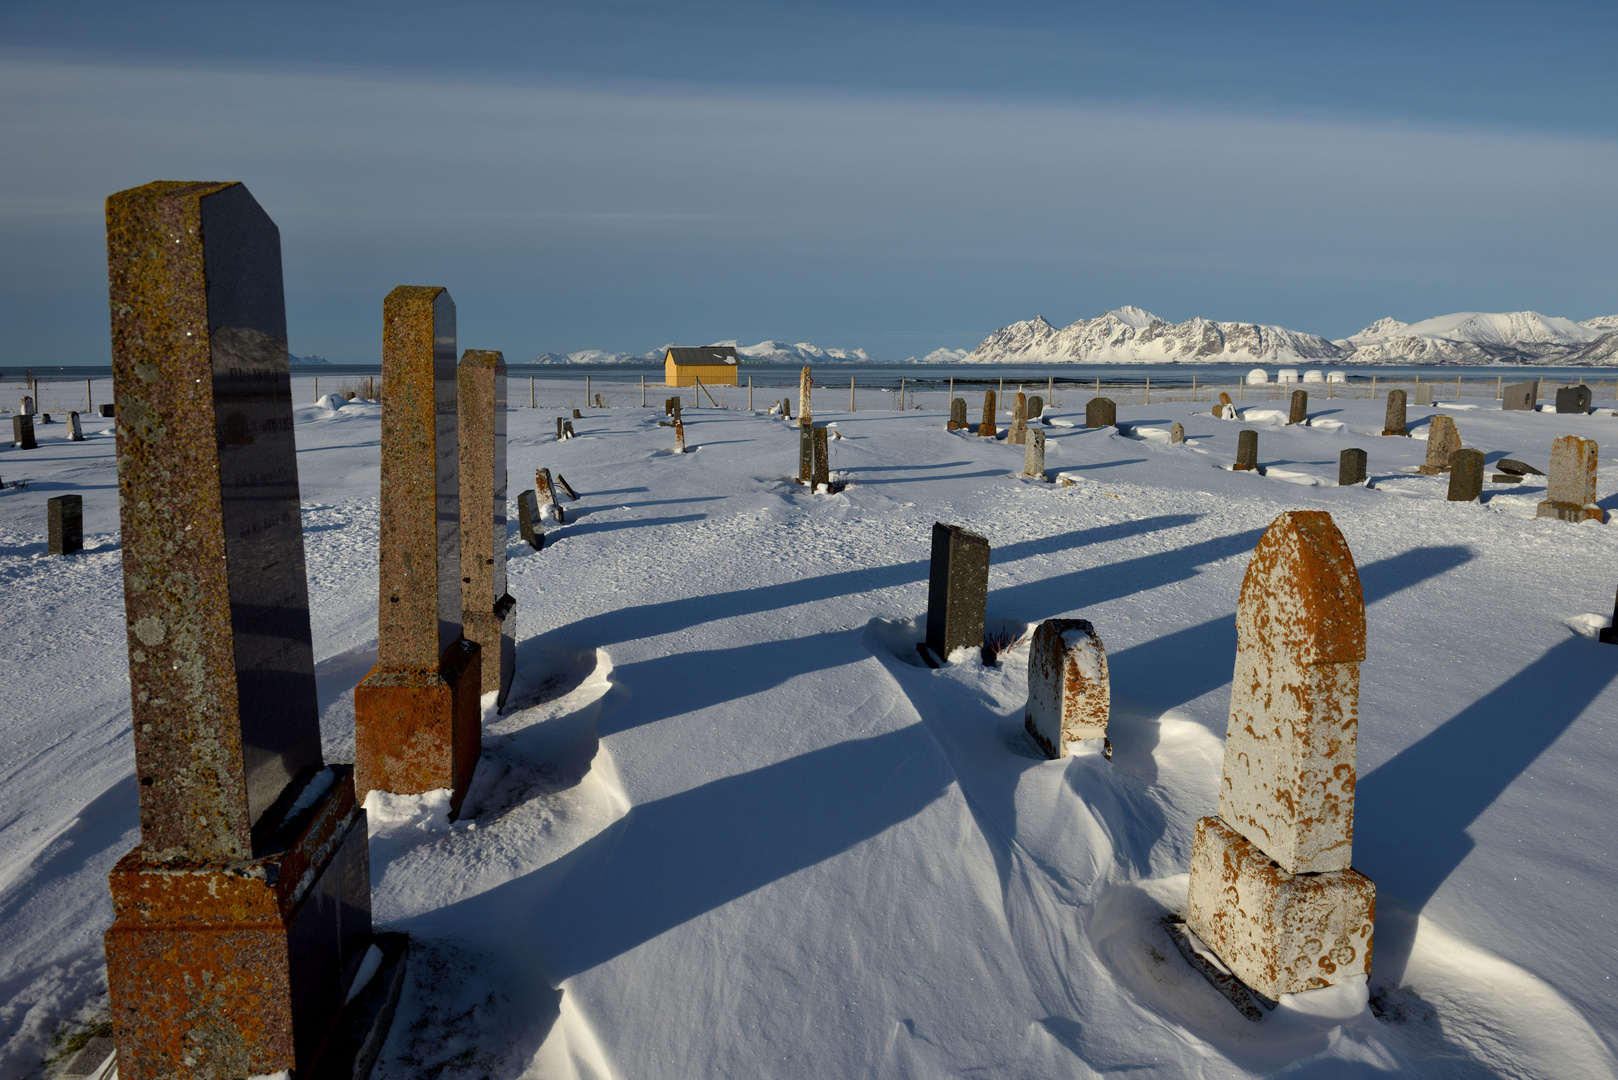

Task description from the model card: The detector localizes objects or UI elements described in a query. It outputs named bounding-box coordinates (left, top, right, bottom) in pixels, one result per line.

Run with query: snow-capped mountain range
left=965, top=307, right=1618, bottom=366
left=534, top=340, right=874, bottom=365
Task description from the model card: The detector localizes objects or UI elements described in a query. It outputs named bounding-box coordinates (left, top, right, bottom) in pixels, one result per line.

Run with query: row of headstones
left=924, top=511, right=1374, bottom=1016
left=93, top=181, right=534, bottom=1080
left=944, top=392, right=1051, bottom=480
left=10, top=408, right=89, bottom=449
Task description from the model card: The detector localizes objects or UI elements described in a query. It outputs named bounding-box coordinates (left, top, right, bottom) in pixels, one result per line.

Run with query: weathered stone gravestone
left=556, top=416, right=565, bottom=439
left=1028, top=395, right=1044, bottom=419
left=1502, top=381, right=1536, bottom=411
left=1009, top=393, right=1028, bottom=445
left=798, top=424, right=813, bottom=482
left=100, top=403, right=116, bottom=418
left=1492, top=457, right=1542, bottom=483
left=572, top=408, right=582, bottom=419
left=1413, top=382, right=1434, bottom=407
left=516, top=489, right=544, bottom=550
left=69, top=410, right=84, bottom=441
left=556, top=474, right=579, bottom=501
left=1288, top=389, right=1307, bottom=425
left=674, top=420, right=686, bottom=453
left=800, top=366, right=813, bottom=428
left=664, top=397, right=676, bottom=417
left=458, top=350, right=516, bottom=711
left=1418, top=415, right=1460, bottom=474
left=534, top=467, right=564, bottom=521
left=979, top=390, right=998, bottom=438
left=1537, top=435, right=1605, bottom=522
left=1021, top=428, right=1047, bottom=480
left=1339, top=448, right=1367, bottom=485
left=20, top=395, right=33, bottom=415
left=1022, top=619, right=1109, bottom=759
left=1212, top=391, right=1233, bottom=420
left=948, top=397, right=967, bottom=430
left=102, top=181, right=388, bottom=1080
left=1086, top=397, right=1116, bottom=429
left=1180, top=511, right=1375, bottom=1011
left=12, top=414, right=36, bottom=449
left=48, top=494, right=82, bottom=555
left=563, top=420, right=575, bottom=439
left=812, top=426, right=830, bottom=489
left=1381, top=389, right=1407, bottom=436
left=1233, top=429, right=1259, bottom=472
left=594, top=393, right=605, bottom=408
left=922, top=522, right=990, bottom=665
left=1448, top=448, right=1484, bottom=502
left=1556, top=385, right=1593, bottom=414
left=355, top=285, right=483, bottom=817
left=41, top=412, right=53, bottom=424
left=1170, top=422, right=1185, bottom=444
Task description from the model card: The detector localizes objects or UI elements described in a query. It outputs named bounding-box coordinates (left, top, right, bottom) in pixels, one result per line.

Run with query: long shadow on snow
left=547, top=512, right=708, bottom=542
left=533, top=514, right=1202, bottom=651
left=416, top=723, right=951, bottom=983
left=1358, top=632, right=1618, bottom=983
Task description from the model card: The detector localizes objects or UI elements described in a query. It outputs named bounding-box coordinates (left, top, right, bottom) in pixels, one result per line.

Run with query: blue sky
left=2, top=1, right=1616, bottom=362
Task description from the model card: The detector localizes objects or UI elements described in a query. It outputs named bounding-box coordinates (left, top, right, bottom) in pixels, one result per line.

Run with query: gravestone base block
left=463, top=595, right=516, bottom=711
left=1415, top=465, right=1447, bottom=475
left=1185, top=816, right=1375, bottom=1000
left=1535, top=500, right=1607, bottom=524
left=354, top=638, right=483, bottom=817
left=104, top=769, right=374, bottom=1080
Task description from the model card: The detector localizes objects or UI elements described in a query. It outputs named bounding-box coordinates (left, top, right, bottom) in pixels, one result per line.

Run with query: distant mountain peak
left=1106, top=306, right=1161, bottom=328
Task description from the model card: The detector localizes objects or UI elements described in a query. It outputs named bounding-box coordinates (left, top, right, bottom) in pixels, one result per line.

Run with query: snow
left=3, top=395, right=1618, bottom=1078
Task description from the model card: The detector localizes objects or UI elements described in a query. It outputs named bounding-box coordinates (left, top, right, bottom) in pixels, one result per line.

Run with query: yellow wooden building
left=665, top=345, right=741, bottom=387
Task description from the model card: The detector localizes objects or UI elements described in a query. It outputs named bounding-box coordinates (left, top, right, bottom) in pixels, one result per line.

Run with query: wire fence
left=4, top=371, right=1612, bottom=420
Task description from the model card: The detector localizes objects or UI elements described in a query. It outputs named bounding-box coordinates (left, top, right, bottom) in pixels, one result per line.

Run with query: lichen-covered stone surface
left=1420, top=415, right=1460, bottom=473
left=458, top=350, right=514, bottom=707
left=1537, top=434, right=1605, bottom=523
left=1382, top=389, right=1407, bottom=435
left=979, top=390, right=997, bottom=438
left=1023, top=618, right=1109, bottom=757
left=1218, top=510, right=1364, bottom=875
left=1022, top=428, right=1046, bottom=480
left=1185, top=816, right=1375, bottom=998
left=354, top=639, right=482, bottom=812
left=1085, top=397, right=1116, bottom=429
left=1009, top=393, right=1027, bottom=444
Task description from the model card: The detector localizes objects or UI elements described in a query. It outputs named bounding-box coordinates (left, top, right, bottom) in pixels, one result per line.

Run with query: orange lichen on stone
left=354, top=639, right=482, bottom=815
left=1419, top=415, right=1461, bottom=474
left=1537, top=435, right=1606, bottom=524
left=1219, top=510, right=1365, bottom=875
left=1186, top=816, right=1374, bottom=998
left=1023, top=619, right=1109, bottom=758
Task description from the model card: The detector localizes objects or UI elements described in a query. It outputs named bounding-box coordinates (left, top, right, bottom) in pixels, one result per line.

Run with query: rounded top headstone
left=1238, top=511, right=1366, bottom=667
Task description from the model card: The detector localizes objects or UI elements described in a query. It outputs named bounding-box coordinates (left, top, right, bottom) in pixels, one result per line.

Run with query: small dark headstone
left=665, top=397, right=676, bottom=416
left=923, top=522, right=990, bottom=664
left=1501, top=381, right=1536, bottom=411
left=48, top=494, right=82, bottom=555
left=572, top=408, right=582, bottom=419
left=69, top=411, right=84, bottom=441
left=1448, top=448, right=1484, bottom=501
left=812, top=426, right=830, bottom=489
left=563, top=421, right=575, bottom=439
left=1233, top=429, right=1259, bottom=471
left=99, top=403, right=115, bottom=418
left=1170, top=422, right=1185, bottom=444
left=12, top=414, right=36, bottom=450
left=1338, top=448, right=1367, bottom=486
left=1028, top=395, right=1044, bottom=419
left=1382, top=389, right=1407, bottom=436
left=516, top=490, right=544, bottom=550
left=556, top=416, right=565, bottom=439
left=1556, top=385, right=1593, bottom=414
left=1086, top=397, right=1116, bottom=429
left=948, top=397, right=967, bottom=430
left=1496, top=458, right=1544, bottom=476
left=1288, top=390, right=1307, bottom=425
left=40, top=413, right=53, bottom=424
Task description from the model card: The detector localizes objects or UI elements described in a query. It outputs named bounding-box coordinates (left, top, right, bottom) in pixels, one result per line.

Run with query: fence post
left=1047, top=375, right=1053, bottom=406
left=1095, top=376, right=1100, bottom=398
left=1145, top=375, right=1150, bottom=405
left=1192, top=373, right=1197, bottom=401
left=948, top=376, right=954, bottom=405
left=900, top=377, right=905, bottom=411
left=748, top=375, right=753, bottom=411
left=1371, top=375, right=1376, bottom=399
left=313, top=376, right=318, bottom=401
left=1496, top=375, right=1501, bottom=400
left=850, top=375, right=855, bottom=412
left=1456, top=374, right=1461, bottom=400
left=586, top=374, right=592, bottom=407
left=86, top=378, right=92, bottom=411
left=530, top=375, right=535, bottom=408
left=641, top=375, right=646, bottom=407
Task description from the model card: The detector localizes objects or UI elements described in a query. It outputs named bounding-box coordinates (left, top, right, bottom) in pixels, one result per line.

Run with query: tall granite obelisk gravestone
left=355, top=287, right=482, bottom=816
left=101, top=181, right=385, bottom=1080
left=458, top=350, right=516, bottom=710
left=1180, top=511, right=1375, bottom=1013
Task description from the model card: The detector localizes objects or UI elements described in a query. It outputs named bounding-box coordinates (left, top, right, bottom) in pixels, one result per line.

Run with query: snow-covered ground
left=3, top=391, right=1618, bottom=1078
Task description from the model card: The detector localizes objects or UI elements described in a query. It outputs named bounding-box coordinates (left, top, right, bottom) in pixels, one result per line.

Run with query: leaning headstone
left=1414, top=382, right=1434, bottom=407
left=1170, top=422, right=1185, bottom=444
left=534, top=467, right=564, bottom=522
left=12, top=414, right=36, bottom=449
left=1085, top=397, right=1116, bottom=429
left=1501, top=381, right=1536, bottom=411
left=1537, top=435, right=1605, bottom=523
left=102, top=180, right=383, bottom=1080
left=1233, top=429, right=1259, bottom=472
left=922, top=522, right=990, bottom=665
left=1339, top=448, right=1366, bottom=486
left=1381, top=389, right=1407, bottom=436
left=99, top=403, right=115, bottom=418
left=355, top=285, right=483, bottom=817
left=674, top=420, right=686, bottom=453
left=979, top=391, right=998, bottom=438
left=556, top=474, right=579, bottom=500
left=1009, top=393, right=1028, bottom=445
left=812, top=426, right=830, bottom=489
left=798, top=423, right=813, bottom=482
left=1028, top=395, right=1044, bottom=419
left=1556, top=385, right=1593, bottom=414
left=458, top=350, right=516, bottom=711
left=1496, top=457, right=1543, bottom=477
left=1418, top=415, right=1460, bottom=474
left=48, top=494, right=82, bottom=555
left=1181, top=511, right=1375, bottom=1007
left=1448, top=449, right=1484, bottom=502
left=948, top=397, right=967, bottom=430
left=1287, top=389, right=1307, bottom=425
left=1023, top=619, right=1109, bottom=759
left=69, top=411, right=84, bottom=441
left=1021, top=428, right=1047, bottom=480
left=516, top=490, right=544, bottom=550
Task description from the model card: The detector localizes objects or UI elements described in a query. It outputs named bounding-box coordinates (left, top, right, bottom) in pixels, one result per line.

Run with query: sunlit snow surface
left=3, top=393, right=1618, bottom=1078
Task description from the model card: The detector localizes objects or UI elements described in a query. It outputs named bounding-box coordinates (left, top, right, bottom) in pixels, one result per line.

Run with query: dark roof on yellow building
left=666, top=346, right=739, bottom=367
